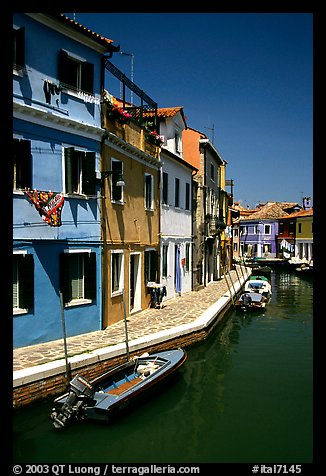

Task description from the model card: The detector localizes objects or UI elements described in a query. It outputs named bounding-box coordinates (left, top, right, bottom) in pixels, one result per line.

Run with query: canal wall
left=13, top=269, right=250, bottom=407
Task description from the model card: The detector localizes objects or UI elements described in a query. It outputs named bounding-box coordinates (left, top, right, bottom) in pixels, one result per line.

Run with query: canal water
left=13, top=269, right=313, bottom=464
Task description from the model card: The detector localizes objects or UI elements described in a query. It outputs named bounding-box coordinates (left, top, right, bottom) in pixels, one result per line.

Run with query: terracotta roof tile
left=57, top=14, right=119, bottom=51
left=240, top=202, right=300, bottom=220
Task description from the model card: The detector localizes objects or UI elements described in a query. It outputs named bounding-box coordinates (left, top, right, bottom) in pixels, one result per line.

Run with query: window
left=185, top=243, right=190, bottom=272
left=145, top=173, right=154, bottom=210
left=58, top=50, right=94, bottom=94
left=175, top=132, right=182, bottom=154
left=279, top=222, right=284, bottom=235
left=210, top=163, right=215, bottom=182
left=111, top=250, right=124, bottom=295
left=264, top=224, right=271, bottom=234
left=298, top=223, right=302, bottom=234
left=162, top=244, right=168, bottom=277
left=13, top=253, right=34, bottom=314
left=13, top=138, right=32, bottom=190
left=111, top=159, right=123, bottom=203
left=175, top=178, right=180, bottom=208
left=162, top=172, right=168, bottom=205
left=60, top=252, right=96, bottom=305
left=185, top=182, right=190, bottom=210
left=13, top=27, right=25, bottom=71
left=64, top=147, right=96, bottom=195
left=289, top=221, right=295, bottom=234
left=145, top=250, right=158, bottom=283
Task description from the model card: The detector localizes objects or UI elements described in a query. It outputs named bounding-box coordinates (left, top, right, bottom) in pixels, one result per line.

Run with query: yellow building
left=101, top=99, right=161, bottom=326
left=295, top=208, right=313, bottom=262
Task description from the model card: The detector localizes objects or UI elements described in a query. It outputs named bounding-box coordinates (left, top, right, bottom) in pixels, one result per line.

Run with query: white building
left=158, top=108, right=197, bottom=300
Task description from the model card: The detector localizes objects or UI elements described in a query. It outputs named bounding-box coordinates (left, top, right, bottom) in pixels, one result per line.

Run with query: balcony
left=102, top=59, right=161, bottom=158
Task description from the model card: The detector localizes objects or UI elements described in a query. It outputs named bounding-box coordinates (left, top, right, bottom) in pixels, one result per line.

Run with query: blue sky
left=65, top=12, right=313, bottom=208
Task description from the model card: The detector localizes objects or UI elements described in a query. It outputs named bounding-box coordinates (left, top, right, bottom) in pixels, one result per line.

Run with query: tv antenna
left=204, top=124, right=215, bottom=144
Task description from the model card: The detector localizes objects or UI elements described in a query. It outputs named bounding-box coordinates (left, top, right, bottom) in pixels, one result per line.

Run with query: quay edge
left=13, top=271, right=250, bottom=408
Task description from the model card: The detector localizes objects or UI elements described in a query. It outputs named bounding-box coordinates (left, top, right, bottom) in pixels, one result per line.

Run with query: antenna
left=204, top=124, right=215, bottom=144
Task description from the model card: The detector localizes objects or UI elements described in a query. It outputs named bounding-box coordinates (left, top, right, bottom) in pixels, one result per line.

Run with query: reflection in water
left=13, top=270, right=313, bottom=463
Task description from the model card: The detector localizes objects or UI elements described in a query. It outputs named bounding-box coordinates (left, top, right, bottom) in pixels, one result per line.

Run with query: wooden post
left=59, top=291, right=71, bottom=382
left=122, top=289, right=130, bottom=362
left=223, top=267, right=235, bottom=305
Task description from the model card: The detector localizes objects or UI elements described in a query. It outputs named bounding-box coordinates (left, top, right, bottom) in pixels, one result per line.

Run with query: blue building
left=13, top=13, right=119, bottom=347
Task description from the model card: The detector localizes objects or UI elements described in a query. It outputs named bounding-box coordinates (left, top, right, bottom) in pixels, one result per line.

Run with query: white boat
left=244, top=275, right=272, bottom=300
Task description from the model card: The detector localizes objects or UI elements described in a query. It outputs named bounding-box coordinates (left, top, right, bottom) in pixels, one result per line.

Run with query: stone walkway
left=13, top=268, right=249, bottom=372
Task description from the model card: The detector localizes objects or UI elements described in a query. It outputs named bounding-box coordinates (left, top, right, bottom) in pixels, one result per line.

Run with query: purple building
left=239, top=202, right=301, bottom=259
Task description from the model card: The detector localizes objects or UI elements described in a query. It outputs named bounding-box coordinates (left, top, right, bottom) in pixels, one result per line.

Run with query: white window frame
left=111, top=250, right=124, bottom=296
left=264, top=224, right=271, bottom=235
left=144, top=173, right=154, bottom=210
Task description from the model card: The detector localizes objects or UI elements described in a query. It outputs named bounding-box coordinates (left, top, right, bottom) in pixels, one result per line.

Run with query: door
left=130, top=253, right=140, bottom=312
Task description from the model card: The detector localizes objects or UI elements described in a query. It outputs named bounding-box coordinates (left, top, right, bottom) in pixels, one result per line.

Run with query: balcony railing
left=104, top=59, right=158, bottom=133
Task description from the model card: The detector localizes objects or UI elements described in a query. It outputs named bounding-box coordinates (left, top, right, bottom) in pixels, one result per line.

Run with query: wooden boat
left=248, top=264, right=272, bottom=276
left=50, top=348, right=187, bottom=428
left=244, top=275, right=272, bottom=300
left=295, top=263, right=313, bottom=275
left=235, top=292, right=268, bottom=312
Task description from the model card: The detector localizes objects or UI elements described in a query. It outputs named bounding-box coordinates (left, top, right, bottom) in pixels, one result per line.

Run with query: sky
left=64, top=12, right=313, bottom=209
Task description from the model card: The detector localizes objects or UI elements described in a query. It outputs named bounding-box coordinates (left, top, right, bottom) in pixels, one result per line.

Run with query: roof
left=240, top=202, right=301, bottom=220
left=145, top=107, right=187, bottom=128
left=49, top=14, right=120, bottom=52
left=278, top=208, right=313, bottom=219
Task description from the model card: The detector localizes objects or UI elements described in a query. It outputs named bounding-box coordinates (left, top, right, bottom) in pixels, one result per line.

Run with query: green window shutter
left=14, top=27, right=25, bottom=67
left=20, top=140, right=32, bottom=190
left=14, top=139, right=32, bottom=190
left=82, top=152, right=96, bottom=195
left=84, top=252, right=96, bottom=300
left=81, top=61, right=94, bottom=94
left=60, top=253, right=71, bottom=304
left=64, top=147, right=76, bottom=194
left=19, top=254, right=34, bottom=311
left=58, top=49, right=70, bottom=87
left=13, top=257, right=18, bottom=308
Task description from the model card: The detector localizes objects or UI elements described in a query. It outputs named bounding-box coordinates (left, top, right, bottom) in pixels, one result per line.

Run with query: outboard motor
left=50, top=374, right=94, bottom=429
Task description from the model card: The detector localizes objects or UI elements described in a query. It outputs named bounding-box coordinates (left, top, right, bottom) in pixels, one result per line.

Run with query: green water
left=13, top=270, right=313, bottom=463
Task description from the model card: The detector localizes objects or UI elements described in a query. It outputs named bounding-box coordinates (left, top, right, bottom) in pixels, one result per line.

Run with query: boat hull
left=51, top=348, right=187, bottom=426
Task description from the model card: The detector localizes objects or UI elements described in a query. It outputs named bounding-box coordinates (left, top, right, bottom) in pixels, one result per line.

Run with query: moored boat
left=50, top=348, right=187, bottom=429
left=244, top=275, right=272, bottom=300
left=235, top=292, right=268, bottom=312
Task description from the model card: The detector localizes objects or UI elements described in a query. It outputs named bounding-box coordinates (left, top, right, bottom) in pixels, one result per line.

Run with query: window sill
left=111, top=290, right=123, bottom=298
left=65, top=298, right=93, bottom=308
left=13, top=308, right=29, bottom=316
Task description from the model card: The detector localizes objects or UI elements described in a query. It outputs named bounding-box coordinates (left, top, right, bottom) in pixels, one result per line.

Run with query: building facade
left=182, top=127, right=227, bottom=289
left=158, top=108, right=197, bottom=299
left=13, top=13, right=119, bottom=347
left=238, top=202, right=301, bottom=259
left=100, top=89, right=161, bottom=325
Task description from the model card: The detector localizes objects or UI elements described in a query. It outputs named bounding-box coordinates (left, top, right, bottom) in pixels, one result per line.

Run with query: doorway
left=130, top=253, right=141, bottom=312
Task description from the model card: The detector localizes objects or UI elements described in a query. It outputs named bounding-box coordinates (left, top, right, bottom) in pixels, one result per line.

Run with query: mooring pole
left=223, top=267, right=235, bottom=305
left=122, top=289, right=130, bottom=362
left=227, top=268, right=237, bottom=303
left=59, top=291, right=71, bottom=382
